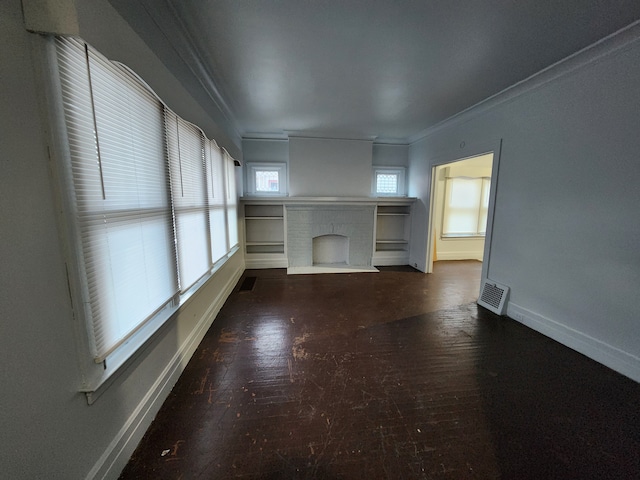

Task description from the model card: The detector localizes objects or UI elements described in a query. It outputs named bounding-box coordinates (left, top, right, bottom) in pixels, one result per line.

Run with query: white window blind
left=206, top=140, right=229, bottom=264
left=224, top=151, right=239, bottom=248
left=55, top=36, right=240, bottom=370
left=442, top=177, right=491, bottom=237
left=166, top=112, right=211, bottom=292
left=56, top=37, right=178, bottom=361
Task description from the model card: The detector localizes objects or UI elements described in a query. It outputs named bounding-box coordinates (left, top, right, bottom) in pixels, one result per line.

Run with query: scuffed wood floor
left=120, top=261, right=640, bottom=479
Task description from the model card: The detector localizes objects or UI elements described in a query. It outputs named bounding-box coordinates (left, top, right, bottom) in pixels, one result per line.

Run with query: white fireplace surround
left=241, top=197, right=414, bottom=272
left=286, top=201, right=377, bottom=274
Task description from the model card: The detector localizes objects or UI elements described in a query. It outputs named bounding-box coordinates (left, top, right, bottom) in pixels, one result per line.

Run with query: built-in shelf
left=243, top=202, right=287, bottom=267
left=373, top=202, right=413, bottom=265
left=245, top=241, right=285, bottom=246
left=241, top=197, right=415, bottom=269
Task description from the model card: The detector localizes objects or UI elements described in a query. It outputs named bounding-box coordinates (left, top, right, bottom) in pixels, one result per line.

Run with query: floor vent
left=239, top=276, right=257, bottom=292
left=478, top=280, right=509, bottom=315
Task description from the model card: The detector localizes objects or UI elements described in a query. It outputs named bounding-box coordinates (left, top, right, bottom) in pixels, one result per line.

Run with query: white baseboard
left=88, top=261, right=244, bottom=480
left=435, top=251, right=483, bottom=261
left=507, top=303, right=640, bottom=383
left=373, top=252, right=410, bottom=266
left=245, top=255, right=288, bottom=269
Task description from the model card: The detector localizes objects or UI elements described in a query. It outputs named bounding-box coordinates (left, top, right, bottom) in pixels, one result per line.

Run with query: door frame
left=425, top=139, right=502, bottom=289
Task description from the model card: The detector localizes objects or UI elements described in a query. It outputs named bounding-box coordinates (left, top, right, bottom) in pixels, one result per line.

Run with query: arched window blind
left=55, top=36, right=239, bottom=364
left=166, top=112, right=211, bottom=292
left=206, top=140, right=229, bottom=264
left=57, top=37, right=178, bottom=361
left=224, top=150, right=239, bottom=248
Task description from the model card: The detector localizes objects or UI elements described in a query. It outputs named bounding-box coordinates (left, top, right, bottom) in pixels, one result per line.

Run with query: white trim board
left=287, top=265, right=378, bottom=275
left=245, top=256, right=289, bottom=269
left=507, top=303, right=640, bottom=384
left=372, top=252, right=410, bottom=267
left=86, top=262, right=244, bottom=480
left=434, top=252, right=484, bottom=261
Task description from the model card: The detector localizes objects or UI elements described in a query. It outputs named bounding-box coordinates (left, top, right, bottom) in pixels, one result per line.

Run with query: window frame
left=441, top=176, right=491, bottom=238
left=373, top=167, right=406, bottom=197
left=244, top=162, right=288, bottom=196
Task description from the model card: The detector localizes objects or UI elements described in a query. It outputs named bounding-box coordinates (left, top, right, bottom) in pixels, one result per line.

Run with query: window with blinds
left=206, top=140, right=229, bottom=264
left=442, top=177, right=491, bottom=237
left=166, top=113, right=211, bottom=292
left=55, top=37, right=238, bottom=365
left=224, top=151, right=239, bottom=249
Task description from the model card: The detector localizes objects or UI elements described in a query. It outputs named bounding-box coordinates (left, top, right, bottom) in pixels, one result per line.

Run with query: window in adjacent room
left=373, top=167, right=406, bottom=196
left=442, top=176, right=490, bottom=237
left=245, top=162, right=287, bottom=196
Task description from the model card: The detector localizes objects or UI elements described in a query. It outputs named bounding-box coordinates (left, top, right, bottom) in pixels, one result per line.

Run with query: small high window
left=373, top=167, right=406, bottom=196
left=245, top=162, right=287, bottom=196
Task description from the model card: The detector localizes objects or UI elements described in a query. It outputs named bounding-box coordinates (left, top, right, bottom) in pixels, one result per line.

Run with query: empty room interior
left=2, top=1, right=640, bottom=478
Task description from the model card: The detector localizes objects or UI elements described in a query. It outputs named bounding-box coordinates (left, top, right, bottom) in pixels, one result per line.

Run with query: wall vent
left=478, top=280, right=510, bottom=315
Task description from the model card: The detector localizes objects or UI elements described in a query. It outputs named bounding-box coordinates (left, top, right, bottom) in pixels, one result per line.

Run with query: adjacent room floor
left=120, top=261, right=640, bottom=479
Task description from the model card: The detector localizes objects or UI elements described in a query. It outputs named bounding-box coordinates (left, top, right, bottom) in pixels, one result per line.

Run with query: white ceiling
left=109, top=0, right=640, bottom=143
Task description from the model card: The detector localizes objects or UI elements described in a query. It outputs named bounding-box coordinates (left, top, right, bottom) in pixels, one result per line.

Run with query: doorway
left=424, top=142, right=501, bottom=292
left=432, top=153, right=493, bottom=260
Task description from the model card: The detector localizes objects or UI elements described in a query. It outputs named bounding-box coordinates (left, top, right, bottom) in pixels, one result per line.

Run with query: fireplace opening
left=312, top=234, right=349, bottom=265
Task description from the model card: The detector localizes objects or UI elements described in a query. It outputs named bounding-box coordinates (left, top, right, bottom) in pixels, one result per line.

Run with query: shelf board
left=376, top=239, right=408, bottom=244
left=377, top=213, right=410, bottom=216
left=245, top=241, right=285, bottom=246
left=245, top=216, right=284, bottom=220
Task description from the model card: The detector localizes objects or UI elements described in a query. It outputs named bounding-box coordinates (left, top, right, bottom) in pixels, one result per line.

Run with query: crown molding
left=285, top=130, right=378, bottom=142
left=138, top=0, right=243, bottom=140
left=408, top=19, right=640, bottom=145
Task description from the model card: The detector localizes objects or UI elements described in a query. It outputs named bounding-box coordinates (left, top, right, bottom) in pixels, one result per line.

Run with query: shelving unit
left=243, top=203, right=287, bottom=268
left=373, top=203, right=412, bottom=266
left=241, top=197, right=414, bottom=269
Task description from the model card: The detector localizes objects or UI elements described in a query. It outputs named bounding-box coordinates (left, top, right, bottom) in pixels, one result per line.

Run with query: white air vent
left=478, top=280, right=510, bottom=315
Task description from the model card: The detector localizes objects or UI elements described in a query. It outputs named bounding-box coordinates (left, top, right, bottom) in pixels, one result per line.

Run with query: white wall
left=242, top=138, right=289, bottom=163
left=289, top=137, right=373, bottom=196
left=433, top=154, right=493, bottom=261
left=241, top=140, right=409, bottom=198
left=409, top=24, right=640, bottom=382
left=0, top=1, right=243, bottom=478
left=372, top=143, right=409, bottom=167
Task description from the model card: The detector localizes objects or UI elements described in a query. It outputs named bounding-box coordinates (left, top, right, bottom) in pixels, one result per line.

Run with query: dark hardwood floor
left=120, top=261, right=640, bottom=479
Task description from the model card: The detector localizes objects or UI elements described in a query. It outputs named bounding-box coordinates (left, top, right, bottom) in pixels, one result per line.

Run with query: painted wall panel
left=372, top=143, right=409, bottom=167
left=289, top=137, right=373, bottom=197
left=242, top=138, right=289, bottom=164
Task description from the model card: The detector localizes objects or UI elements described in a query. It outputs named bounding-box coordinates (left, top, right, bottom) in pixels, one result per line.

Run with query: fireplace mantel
left=241, top=197, right=415, bottom=271
left=240, top=196, right=411, bottom=205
